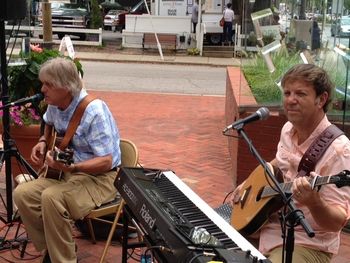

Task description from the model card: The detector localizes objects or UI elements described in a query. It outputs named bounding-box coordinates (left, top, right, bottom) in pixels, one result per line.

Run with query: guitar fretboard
left=261, top=175, right=333, bottom=198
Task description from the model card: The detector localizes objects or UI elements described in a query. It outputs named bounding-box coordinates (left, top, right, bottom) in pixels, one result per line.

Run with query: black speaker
left=0, top=0, right=27, bottom=21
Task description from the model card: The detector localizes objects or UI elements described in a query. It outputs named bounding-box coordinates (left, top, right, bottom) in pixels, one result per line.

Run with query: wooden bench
left=143, top=33, right=177, bottom=50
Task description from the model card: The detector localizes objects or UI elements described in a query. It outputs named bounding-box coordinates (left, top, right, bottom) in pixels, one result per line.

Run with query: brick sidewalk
left=89, top=91, right=234, bottom=206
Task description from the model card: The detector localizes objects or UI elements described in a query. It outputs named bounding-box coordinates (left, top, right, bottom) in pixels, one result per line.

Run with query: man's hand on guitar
left=229, top=182, right=244, bottom=206
left=31, top=141, right=47, bottom=165
left=45, top=150, right=74, bottom=173
left=292, top=172, right=348, bottom=231
left=292, top=172, right=321, bottom=206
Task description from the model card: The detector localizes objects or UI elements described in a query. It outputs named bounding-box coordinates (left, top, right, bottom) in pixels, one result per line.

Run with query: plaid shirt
left=43, top=89, right=121, bottom=168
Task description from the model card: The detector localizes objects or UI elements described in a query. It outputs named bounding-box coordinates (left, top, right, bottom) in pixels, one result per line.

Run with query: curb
left=78, top=56, right=237, bottom=67
left=76, top=52, right=242, bottom=67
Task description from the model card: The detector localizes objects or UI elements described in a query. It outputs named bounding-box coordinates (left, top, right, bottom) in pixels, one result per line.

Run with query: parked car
left=331, top=16, right=350, bottom=37
left=115, top=0, right=148, bottom=32
left=37, top=1, right=91, bottom=40
left=103, top=9, right=124, bottom=31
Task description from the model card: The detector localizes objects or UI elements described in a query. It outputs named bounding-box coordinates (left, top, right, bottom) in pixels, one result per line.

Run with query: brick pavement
left=89, top=91, right=234, bottom=206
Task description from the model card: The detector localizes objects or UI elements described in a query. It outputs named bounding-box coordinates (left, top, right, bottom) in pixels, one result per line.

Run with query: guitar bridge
left=239, top=186, right=251, bottom=209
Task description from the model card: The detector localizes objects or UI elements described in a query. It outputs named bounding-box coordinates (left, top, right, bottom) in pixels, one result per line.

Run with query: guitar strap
left=58, top=94, right=96, bottom=150
left=297, top=124, right=344, bottom=177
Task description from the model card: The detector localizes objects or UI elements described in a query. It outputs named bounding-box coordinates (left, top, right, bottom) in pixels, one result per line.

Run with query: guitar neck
left=261, top=175, right=332, bottom=198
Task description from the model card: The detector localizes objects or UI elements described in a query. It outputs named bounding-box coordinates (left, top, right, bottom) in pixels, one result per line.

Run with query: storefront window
left=235, top=1, right=350, bottom=135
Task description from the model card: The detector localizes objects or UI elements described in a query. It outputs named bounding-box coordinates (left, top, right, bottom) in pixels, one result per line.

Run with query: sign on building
left=159, top=0, right=187, bottom=16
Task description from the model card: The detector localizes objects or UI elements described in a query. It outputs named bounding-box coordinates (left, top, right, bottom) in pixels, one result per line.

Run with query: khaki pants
left=267, top=245, right=332, bottom=263
left=13, top=171, right=117, bottom=263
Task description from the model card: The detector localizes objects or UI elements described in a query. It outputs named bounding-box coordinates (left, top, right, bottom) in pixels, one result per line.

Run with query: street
left=81, top=61, right=227, bottom=96
left=28, top=25, right=347, bottom=98
left=322, top=24, right=349, bottom=48
left=81, top=26, right=349, bottom=97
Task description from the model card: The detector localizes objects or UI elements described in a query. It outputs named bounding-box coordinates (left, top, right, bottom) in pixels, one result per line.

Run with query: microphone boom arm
left=0, top=93, right=44, bottom=110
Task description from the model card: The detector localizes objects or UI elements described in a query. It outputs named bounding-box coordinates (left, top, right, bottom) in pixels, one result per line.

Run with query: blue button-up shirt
left=43, top=89, right=121, bottom=168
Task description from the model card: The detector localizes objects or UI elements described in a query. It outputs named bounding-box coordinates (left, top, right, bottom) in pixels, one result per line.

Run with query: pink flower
left=0, top=103, right=41, bottom=126
left=28, top=108, right=40, bottom=121
left=30, top=44, right=43, bottom=53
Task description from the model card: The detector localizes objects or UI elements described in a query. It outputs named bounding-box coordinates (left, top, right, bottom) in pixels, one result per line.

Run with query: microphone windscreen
left=258, top=107, right=270, bottom=120
left=34, top=93, right=44, bottom=101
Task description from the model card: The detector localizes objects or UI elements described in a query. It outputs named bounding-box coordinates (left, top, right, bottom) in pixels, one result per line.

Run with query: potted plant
left=2, top=44, right=83, bottom=176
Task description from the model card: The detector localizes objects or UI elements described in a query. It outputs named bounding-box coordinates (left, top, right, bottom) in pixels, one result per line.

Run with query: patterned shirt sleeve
left=73, top=100, right=121, bottom=167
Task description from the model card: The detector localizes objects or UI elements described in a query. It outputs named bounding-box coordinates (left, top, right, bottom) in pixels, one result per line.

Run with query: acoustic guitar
left=38, top=130, right=74, bottom=180
left=230, top=163, right=350, bottom=236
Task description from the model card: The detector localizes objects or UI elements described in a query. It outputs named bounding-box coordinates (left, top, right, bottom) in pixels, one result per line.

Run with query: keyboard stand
left=121, top=205, right=147, bottom=263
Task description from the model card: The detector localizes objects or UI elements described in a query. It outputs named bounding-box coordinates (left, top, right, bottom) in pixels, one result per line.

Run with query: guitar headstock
left=331, top=170, right=350, bottom=188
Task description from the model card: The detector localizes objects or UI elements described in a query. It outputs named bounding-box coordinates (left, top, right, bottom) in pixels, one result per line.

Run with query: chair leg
left=99, top=199, right=125, bottom=263
left=86, top=218, right=97, bottom=244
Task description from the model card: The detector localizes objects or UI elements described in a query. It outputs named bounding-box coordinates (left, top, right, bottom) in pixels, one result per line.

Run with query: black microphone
left=8, top=93, right=44, bottom=107
left=223, top=107, right=270, bottom=132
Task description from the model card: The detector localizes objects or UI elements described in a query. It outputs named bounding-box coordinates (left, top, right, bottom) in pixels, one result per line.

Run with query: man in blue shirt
left=14, top=57, right=121, bottom=263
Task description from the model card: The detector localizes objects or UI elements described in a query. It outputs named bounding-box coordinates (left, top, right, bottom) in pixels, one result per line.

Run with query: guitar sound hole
left=256, top=188, right=263, bottom=202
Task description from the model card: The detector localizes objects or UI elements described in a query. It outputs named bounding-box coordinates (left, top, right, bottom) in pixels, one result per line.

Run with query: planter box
left=225, top=67, right=286, bottom=185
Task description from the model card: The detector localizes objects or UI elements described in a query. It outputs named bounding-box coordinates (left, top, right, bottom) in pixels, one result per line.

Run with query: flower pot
left=0, top=124, right=41, bottom=179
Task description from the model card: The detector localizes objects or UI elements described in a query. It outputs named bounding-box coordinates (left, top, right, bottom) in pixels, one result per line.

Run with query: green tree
left=345, top=0, right=350, bottom=11
left=90, top=0, right=103, bottom=29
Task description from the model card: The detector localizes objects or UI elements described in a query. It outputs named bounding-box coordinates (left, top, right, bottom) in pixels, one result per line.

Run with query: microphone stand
left=0, top=19, right=38, bottom=232
left=231, top=124, right=314, bottom=263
